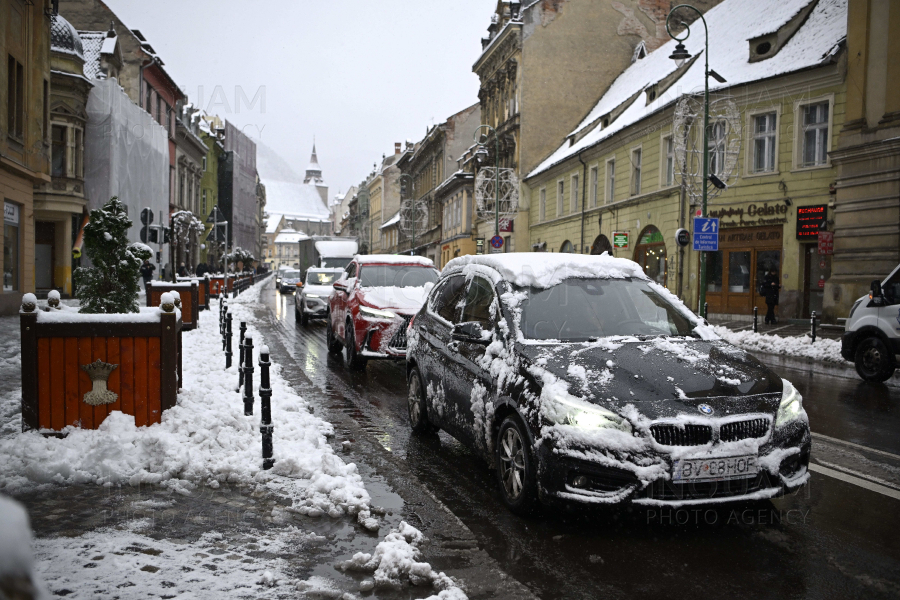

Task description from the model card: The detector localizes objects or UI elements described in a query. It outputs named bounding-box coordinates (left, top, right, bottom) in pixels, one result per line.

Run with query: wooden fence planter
left=176, top=276, right=211, bottom=310
left=147, top=281, right=200, bottom=330
left=19, top=298, right=182, bottom=432
left=208, top=275, right=233, bottom=298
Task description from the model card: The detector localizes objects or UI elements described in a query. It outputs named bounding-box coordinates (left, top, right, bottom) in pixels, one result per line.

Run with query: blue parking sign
left=693, top=217, right=719, bottom=251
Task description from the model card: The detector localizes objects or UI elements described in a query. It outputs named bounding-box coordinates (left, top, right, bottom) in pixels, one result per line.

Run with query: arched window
left=633, top=225, right=667, bottom=285
left=590, top=234, right=613, bottom=255
left=560, top=240, right=575, bottom=253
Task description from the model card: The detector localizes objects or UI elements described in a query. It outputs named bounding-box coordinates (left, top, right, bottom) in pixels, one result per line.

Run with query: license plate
left=673, top=455, right=758, bottom=482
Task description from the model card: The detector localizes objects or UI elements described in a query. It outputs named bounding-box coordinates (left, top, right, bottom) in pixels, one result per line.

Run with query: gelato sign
left=708, top=202, right=788, bottom=228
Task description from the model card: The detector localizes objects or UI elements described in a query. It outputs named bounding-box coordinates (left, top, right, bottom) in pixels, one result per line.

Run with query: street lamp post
left=473, top=124, right=501, bottom=239
left=666, top=5, right=711, bottom=318
left=398, top=173, right=415, bottom=255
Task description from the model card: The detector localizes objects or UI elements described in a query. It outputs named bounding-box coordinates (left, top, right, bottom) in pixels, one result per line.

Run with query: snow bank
left=339, top=521, right=467, bottom=598
left=0, top=277, right=375, bottom=527
left=35, top=305, right=168, bottom=323
left=0, top=495, right=36, bottom=580
left=713, top=326, right=849, bottom=364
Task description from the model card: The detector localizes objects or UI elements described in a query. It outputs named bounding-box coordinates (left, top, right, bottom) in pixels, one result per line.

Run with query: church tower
left=304, top=141, right=328, bottom=204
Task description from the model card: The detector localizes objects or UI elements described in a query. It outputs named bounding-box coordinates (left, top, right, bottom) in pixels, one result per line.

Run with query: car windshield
left=322, top=257, right=352, bottom=270
left=514, top=278, right=695, bottom=341
left=307, top=271, right=338, bottom=285
left=359, top=265, right=438, bottom=288
left=282, top=270, right=301, bottom=279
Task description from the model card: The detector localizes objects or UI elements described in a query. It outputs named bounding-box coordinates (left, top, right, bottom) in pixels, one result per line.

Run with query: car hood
left=518, top=337, right=782, bottom=420
left=359, top=286, right=429, bottom=312
left=302, top=284, right=333, bottom=297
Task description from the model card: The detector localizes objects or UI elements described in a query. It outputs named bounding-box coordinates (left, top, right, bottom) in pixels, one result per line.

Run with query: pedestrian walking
left=195, top=262, right=208, bottom=277
left=177, top=263, right=187, bottom=278
left=139, top=259, right=155, bottom=291
left=762, top=269, right=780, bottom=324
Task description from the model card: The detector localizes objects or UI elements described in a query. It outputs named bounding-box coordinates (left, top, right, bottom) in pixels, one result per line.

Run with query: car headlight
left=306, top=294, right=320, bottom=298
left=545, top=394, right=632, bottom=432
left=359, top=305, right=396, bottom=320
left=775, top=379, right=804, bottom=427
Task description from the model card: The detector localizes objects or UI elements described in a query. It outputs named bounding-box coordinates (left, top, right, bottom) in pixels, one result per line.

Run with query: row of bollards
left=748, top=305, right=819, bottom=342
left=811, top=310, right=818, bottom=343
left=753, top=306, right=758, bottom=333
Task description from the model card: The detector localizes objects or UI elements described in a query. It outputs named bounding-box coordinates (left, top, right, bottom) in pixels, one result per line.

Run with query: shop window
left=606, top=159, right=615, bottom=203
left=589, top=166, right=598, bottom=208
left=801, top=102, right=829, bottom=167
left=4, top=201, right=20, bottom=292
left=728, top=251, right=751, bottom=293
left=707, top=251, right=723, bottom=292
left=663, top=135, right=675, bottom=186
left=708, top=120, right=727, bottom=176
left=631, top=148, right=642, bottom=196
left=560, top=240, right=574, bottom=253
left=752, top=112, right=777, bottom=173
left=51, top=125, right=67, bottom=177
left=633, top=226, right=666, bottom=285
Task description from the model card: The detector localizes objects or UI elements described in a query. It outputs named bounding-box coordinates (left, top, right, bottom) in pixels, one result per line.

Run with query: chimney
left=395, top=142, right=401, bottom=155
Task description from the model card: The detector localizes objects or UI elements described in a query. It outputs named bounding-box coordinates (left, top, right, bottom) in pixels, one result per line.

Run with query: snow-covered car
left=327, top=255, right=438, bottom=371
left=405, top=253, right=810, bottom=514
left=294, top=267, right=342, bottom=326
left=841, top=264, right=900, bottom=382
left=279, top=269, right=302, bottom=294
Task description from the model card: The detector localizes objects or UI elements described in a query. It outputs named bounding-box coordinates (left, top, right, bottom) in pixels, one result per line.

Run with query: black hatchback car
left=405, top=254, right=810, bottom=514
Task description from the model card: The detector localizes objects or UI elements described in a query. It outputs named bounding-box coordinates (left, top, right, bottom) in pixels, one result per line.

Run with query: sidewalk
left=0, top=282, right=472, bottom=599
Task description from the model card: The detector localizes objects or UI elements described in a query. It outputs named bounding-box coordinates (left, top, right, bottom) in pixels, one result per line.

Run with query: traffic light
left=162, top=227, right=170, bottom=244
left=148, top=227, right=159, bottom=244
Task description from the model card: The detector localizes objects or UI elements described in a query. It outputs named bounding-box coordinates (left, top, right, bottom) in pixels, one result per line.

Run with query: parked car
left=279, top=269, right=302, bottom=294
left=327, top=255, right=439, bottom=371
left=275, top=265, right=291, bottom=291
left=405, top=253, right=810, bottom=514
left=295, top=267, right=343, bottom=326
left=841, top=263, right=900, bottom=382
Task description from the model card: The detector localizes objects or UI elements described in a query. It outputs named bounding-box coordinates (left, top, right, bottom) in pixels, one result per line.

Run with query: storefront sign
left=818, top=278, right=825, bottom=289
left=817, top=231, right=834, bottom=255
left=796, top=204, right=827, bottom=240
left=675, top=228, right=690, bottom=247
left=717, top=225, right=783, bottom=249
left=708, top=202, right=789, bottom=228
left=499, top=218, right=514, bottom=233
left=612, top=231, right=629, bottom=249
left=4, top=202, right=19, bottom=225
left=693, top=218, right=719, bottom=251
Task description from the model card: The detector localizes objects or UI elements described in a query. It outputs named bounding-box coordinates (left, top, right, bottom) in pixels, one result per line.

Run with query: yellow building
left=437, top=170, right=477, bottom=268
left=1, top=0, right=52, bottom=314
left=524, top=0, right=848, bottom=320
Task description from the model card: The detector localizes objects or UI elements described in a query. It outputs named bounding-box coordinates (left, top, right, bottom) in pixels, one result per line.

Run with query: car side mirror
left=871, top=280, right=883, bottom=298
left=333, top=281, right=346, bottom=292
left=451, top=321, right=491, bottom=346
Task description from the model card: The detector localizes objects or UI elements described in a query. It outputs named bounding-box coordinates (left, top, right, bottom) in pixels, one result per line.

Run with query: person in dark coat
left=195, top=262, right=208, bottom=277
left=763, top=269, right=780, bottom=324
left=139, top=259, right=155, bottom=291
left=177, top=263, right=187, bottom=278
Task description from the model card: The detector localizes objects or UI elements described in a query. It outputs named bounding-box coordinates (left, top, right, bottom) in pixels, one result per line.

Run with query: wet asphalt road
left=261, top=283, right=900, bottom=600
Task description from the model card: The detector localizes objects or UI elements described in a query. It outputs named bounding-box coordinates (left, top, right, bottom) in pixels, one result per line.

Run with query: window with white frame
left=663, top=135, right=675, bottom=186
left=752, top=112, right=777, bottom=173
left=631, top=148, right=642, bottom=196
left=707, top=120, right=726, bottom=176
left=571, top=174, right=579, bottom=213
left=801, top=102, right=829, bottom=167
left=606, top=159, right=615, bottom=203
left=589, top=166, right=598, bottom=208
left=557, top=180, right=564, bottom=217
left=539, top=187, right=546, bottom=221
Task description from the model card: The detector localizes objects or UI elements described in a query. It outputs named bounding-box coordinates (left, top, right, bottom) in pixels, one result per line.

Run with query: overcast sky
left=107, top=0, right=493, bottom=197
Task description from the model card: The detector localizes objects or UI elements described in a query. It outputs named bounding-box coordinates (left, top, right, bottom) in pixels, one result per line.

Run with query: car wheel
left=345, top=319, right=368, bottom=371
left=326, top=316, right=343, bottom=354
left=495, top=415, right=538, bottom=515
left=407, top=368, right=437, bottom=434
left=855, top=337, right=895, bottom=382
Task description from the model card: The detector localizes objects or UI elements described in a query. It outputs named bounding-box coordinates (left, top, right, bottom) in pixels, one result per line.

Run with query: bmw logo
left=698, top=404, right=714, bottom=415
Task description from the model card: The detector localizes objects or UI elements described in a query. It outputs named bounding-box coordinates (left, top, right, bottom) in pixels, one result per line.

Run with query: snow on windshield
left=359, top=264, right=439, bottom=288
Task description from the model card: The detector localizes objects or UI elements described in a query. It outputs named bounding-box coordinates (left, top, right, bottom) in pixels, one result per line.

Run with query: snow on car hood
left=359, top=285, right=430, bottom=311
left=302, top=284, right=333, bottom=297
left=518, top=338, right=782, bottom=420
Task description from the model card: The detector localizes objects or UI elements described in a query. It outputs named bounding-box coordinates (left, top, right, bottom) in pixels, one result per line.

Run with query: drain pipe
left=677, top=181, right=686, bottom=299
left=578, top=152, right=588, bottom=254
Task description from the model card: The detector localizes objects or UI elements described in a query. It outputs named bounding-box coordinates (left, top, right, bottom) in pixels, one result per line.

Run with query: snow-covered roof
left=263, top=180, right=331, bottom=221
left=355, top=255, right=436, bottom=267
left=315, top=240, right=358, bottom=257
left=51, top=14, right=84, bottom=59
left=79, top=29, right=118, bottom=79
left=274, top=229, right=308, bottom=244
left=380, top=212, right=400, bottom=229
left=528, top=0, right=848, bottom=179
left=444, top=253, right=647, bottom=289
left=265, top=214, right=282, bottom=234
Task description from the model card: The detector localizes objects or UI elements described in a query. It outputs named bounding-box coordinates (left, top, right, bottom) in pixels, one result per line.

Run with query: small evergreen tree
left=74, top=197, right=152, bottom=313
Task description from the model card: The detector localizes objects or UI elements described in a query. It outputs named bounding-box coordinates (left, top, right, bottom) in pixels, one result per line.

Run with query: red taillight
left=408, top=315, right=415, bottom=330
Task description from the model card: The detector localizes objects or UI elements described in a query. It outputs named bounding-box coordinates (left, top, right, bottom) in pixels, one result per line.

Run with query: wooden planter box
left=208, top=275, right=233, bottom=297
left=20, top=305, right=182, bottom=432
left=176, top=276, right=211, bottom=310
left=147, top=281, right=200, bottom=330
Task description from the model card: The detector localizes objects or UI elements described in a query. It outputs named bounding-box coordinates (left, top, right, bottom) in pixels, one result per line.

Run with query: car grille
left=646, top=474, right=772, bottom=501
left=388, top=316, right=412, bottom=351
left=651, top=424, right=713, bottom=446
left=719, top=417, right=770, bottom=442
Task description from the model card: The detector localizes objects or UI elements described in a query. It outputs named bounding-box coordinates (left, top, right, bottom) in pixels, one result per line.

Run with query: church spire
left=304, top=139, right=323, bottom=184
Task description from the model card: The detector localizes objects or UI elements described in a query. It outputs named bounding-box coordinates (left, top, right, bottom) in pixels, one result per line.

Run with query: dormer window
left=747, top=0, right=819, bottom=63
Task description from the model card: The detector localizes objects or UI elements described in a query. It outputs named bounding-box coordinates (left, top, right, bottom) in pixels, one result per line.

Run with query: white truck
left=297, top=236, right=358, bottom=279
left=841, top=264, right=900, bottom=382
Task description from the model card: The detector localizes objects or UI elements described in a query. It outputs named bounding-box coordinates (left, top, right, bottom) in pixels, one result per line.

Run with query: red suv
left=327, top=255, right=439, bottom=370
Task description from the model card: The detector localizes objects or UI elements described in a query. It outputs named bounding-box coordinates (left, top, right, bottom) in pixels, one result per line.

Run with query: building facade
left=220, top=119, right=260, bottom=258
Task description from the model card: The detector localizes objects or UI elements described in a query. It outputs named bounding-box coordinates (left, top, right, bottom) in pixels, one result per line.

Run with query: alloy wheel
left=499, top=426, right=526, bottom=500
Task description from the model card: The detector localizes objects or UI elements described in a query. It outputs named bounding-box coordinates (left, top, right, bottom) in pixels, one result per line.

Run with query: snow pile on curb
left=0, top=495, right=45, bottom=599
left=339, top=521, right=467, bottom=599
left=713, top=325, right=849, bottom=364
left=0, top=276, right=376, bottom=527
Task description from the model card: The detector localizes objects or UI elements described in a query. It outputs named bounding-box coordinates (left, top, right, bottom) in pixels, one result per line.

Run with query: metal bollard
left=259, top=344, right=274, bottom=470
left=753, top=306, right=758, bottom=333
left=225, top=312, right=233, bottom=368
left=704, top=302, right=708, bottom=319
left=238, top=321, right=247, bottom=391
left=243, top=336, right=255, bottom=415
left=811, top=310, right=817, bottom=344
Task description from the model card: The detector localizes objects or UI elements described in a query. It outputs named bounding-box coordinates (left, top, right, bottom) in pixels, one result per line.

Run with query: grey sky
left=107, top=0, right=493, bottom=198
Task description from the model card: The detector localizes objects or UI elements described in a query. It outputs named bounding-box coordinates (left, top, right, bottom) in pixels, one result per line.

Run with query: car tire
left=854, top=337, right=895, bottom=382
left=495, top=414, right=539, bottom=515
left=407, top=368, right=437, bottom=435
left=293, top=303, right=299, bottom=321
left=326, top=316, right=343, bottom=354
left=345, top=319, right=368, bottom=371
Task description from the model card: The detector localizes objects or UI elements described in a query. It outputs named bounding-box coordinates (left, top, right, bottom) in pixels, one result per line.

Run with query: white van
left=841, top=264, right=900, bottom=382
